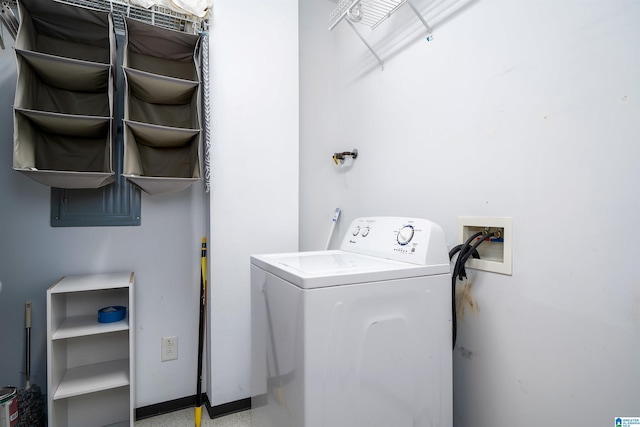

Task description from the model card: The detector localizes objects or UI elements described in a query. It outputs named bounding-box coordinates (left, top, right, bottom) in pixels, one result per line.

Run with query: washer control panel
left=340, top=217, right=449, bottom=266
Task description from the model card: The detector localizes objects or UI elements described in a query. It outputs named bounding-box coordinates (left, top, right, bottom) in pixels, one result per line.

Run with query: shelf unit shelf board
left=53, top=358, right=130, bottom=400
left=49, top=272, right=134, bottom=294
left=52, top=314, right=129, bottom=340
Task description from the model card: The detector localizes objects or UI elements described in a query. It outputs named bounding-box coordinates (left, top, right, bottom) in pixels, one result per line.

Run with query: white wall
left=207, top=0, right=299, bottom=406
left=0, top=37, right=207, bottom=407
left=300, top=0, right=640, bottom=425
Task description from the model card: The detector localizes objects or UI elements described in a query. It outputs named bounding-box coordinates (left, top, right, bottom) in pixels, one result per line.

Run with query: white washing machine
left=250, top=217, right=452, bottom=427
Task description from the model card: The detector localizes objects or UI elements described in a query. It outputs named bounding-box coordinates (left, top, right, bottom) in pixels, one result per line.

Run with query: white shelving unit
left=47, top=272, right=135, bottom=427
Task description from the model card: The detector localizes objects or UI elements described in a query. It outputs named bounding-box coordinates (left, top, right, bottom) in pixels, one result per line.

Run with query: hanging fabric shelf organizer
left=12, top=0, right=116, bottom=188
left=122, top=17, right=202, bottom=195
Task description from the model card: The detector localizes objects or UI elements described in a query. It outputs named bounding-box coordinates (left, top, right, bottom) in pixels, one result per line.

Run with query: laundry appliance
left=250, top=216, right=452, bottom=427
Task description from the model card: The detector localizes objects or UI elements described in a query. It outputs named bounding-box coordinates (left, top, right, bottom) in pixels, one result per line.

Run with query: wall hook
left=333, top=149, right=358, bottom=165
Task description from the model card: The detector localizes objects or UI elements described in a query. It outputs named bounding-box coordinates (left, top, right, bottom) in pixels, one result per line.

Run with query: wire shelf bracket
left=329, top=0, right=433, bottom=70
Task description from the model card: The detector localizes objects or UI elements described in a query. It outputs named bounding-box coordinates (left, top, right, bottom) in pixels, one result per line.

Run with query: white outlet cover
left=161, top=336, right=178, bottom=361
left=457, top=216, right=512, bottom=275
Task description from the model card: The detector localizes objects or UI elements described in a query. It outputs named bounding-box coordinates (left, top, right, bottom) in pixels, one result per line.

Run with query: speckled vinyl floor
left=135, top=408, right=251, bottom=426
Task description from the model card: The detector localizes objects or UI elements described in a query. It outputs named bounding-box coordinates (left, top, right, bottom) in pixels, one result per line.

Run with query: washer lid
left=251, top=250, right=449, bottom=289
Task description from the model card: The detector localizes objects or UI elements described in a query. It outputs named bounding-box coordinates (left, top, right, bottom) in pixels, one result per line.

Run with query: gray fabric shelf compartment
left=14, top=50, right=112, bottom=115
left=12, top=0, right=116, bottom=189
left=122, top=17, right=202, bottom=195
left=14, top=109, right=113, bottom=188
left=124, top=120, right=200, bottom=174
left=124, top=68, right=199, bottom=128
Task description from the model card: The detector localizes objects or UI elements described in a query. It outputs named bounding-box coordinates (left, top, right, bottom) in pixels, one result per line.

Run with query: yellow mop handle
left=195, top=406, right=202, bottom=427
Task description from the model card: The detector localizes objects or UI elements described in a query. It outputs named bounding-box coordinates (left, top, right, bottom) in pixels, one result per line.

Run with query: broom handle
left=25, top=301, right=32, bottom=389
left=195, top=238, right=207, bottom=427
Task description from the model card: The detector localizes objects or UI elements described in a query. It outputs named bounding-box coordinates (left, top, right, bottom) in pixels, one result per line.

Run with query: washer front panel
left=250, top=265, right=452, bottom=427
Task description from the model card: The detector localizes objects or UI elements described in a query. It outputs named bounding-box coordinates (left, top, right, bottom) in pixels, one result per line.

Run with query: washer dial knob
left=361, top=226, right=370, bottom=237
left=352, top=226, right=361, bottom=236
left=397, top=225, right=415, bottom=246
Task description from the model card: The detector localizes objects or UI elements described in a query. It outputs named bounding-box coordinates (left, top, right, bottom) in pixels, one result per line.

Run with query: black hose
left=452, top=232, right=485, bottom=280
left=451, top=231, right=484, bottom=349
left=451, top=231, right=498, bottom=348
left=449, top=231, right=508, bottom=348
left=449, top=244, right=480, bottom=279
left=449, top=244, right=480, bottom=261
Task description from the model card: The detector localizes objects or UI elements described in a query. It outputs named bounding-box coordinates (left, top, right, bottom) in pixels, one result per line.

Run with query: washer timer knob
left=352, top=226, right=361, bottom=236
left=397, top=225, right=415, bottom=246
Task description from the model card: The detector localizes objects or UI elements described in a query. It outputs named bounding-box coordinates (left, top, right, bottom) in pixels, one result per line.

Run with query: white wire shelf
left=329, top=0, right=433, bottom=69
left=6, top=0, right=205, bottom=34
left=60, top=0, right=205, bottom=34
left=330, top=0, right=407, bottom=30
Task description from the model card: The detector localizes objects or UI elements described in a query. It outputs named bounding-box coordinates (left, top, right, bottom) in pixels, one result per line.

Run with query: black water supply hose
left=449, top=230, right=498, bottom=349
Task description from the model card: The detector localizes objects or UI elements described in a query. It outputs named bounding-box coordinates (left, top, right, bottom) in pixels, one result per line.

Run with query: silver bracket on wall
left=329, top=0, right=433, bottom=70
